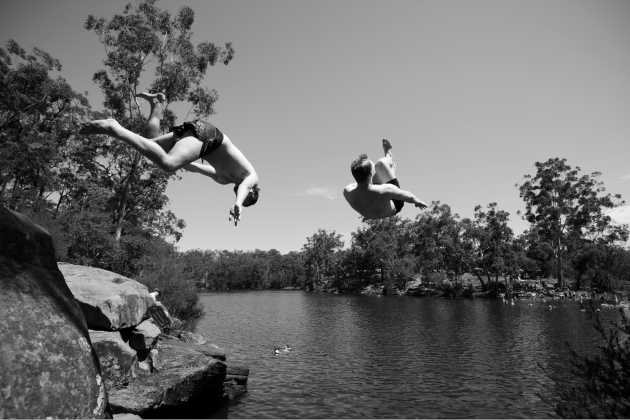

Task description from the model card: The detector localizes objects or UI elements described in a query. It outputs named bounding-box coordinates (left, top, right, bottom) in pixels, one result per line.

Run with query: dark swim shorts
left=387, top=178, right=404, bottom=214
left=170, top=120, right=224, bottom=161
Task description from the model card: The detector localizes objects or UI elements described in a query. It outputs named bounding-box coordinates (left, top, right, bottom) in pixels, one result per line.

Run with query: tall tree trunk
left=474, top=272, right=486, bottom=290
left=557, top=237, right=564, bottom=288
left=9, top=177, right=23, bottom=211
left=0, top=177, right=9, bottom=203
left=114, top=153, right=140, bottom=241
left=53, top=193, right=64, bottom=219
left=575, top=271, right=583, bottom=290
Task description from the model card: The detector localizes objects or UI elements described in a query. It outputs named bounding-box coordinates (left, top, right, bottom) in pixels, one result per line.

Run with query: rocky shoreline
left=310, top=278, right=479, bottom=298
left=0, top=207, right=247, bottom=419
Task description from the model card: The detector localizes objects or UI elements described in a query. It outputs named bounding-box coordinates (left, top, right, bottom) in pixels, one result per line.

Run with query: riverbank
left=308, top=274, right=630, bottom=304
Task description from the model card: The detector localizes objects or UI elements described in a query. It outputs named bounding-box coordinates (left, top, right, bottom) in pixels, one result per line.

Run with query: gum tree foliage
left=351, top=216, right=415, bottom=289
left=302, top=229, right=344, bottom=287
left=519, top=227, right=556, bottom=278
left=469, top=202, right=517, bottom=288
left=565, top=223, right=629, bottom=291
left=0, top=40, right=91, bottom=212
left=413, top=202, right=474, bottom=279
left=177, top=249, right=307, bottom=290
left=84, top=0, right=234, bottom=240
left=518, top=158, right=626, bottom=288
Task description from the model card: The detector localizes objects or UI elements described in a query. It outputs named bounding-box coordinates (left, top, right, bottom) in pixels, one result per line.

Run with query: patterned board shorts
left=170, top=120, right=224, bottom=160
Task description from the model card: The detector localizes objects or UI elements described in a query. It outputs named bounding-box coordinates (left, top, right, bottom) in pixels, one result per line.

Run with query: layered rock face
left=108, top=336, right=228, bottom=417
left=0, top=207, right=109, bottom=418
left=62, top=263, right=248, bottom=418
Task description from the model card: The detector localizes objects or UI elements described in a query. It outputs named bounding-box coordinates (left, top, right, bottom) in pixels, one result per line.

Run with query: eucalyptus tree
left=84, top=0, right=234, bottom=240
left=0, top=39, right=91, bottom=212
left=302, top=229, right=344, bottom=287
left=351, top=216, right=415, bottom=286
left=413, top=202, right=473, bottom=279
left=517, top=158, right=626, bottom=288
left=282, top=251, right=307, bottom=288
left=468, top=202, right=516, bottom=289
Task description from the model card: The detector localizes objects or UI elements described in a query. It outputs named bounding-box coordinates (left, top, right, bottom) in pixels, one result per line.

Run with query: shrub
left=540, top=305, right=630, bottom=418
left=135, top=238, right=205, bottom=332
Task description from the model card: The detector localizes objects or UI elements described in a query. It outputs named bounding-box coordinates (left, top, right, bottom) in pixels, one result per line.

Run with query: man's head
left=234, top=185, right=260, bottom=207
left=350, top=153, right=373, bottom=182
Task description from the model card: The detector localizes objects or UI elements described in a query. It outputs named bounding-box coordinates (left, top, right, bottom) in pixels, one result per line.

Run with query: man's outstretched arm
left=382, top=185, right=428, bottom=209
left=230, top=173, right=259, bottom=226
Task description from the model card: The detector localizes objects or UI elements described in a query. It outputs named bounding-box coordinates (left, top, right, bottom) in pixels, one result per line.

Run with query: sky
left=1, top=0, right=629, bottom=253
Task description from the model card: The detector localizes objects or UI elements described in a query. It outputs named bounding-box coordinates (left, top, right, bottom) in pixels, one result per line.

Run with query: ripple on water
left=200, top=291, right=611, bottom=419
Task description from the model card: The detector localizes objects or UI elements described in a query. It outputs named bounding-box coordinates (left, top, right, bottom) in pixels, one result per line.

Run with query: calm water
left=196, top=291, right=612, bottom=419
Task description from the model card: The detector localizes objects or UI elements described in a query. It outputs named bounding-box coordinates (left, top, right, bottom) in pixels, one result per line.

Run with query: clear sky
left=2, top=0, right=629, bottom=253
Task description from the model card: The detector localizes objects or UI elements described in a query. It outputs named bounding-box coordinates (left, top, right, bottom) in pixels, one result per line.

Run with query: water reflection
left=197, top=291, right=610, bottom=419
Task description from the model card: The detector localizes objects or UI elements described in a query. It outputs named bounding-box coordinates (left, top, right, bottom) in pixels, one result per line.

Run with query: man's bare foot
left=136, top=92, right=166, bottom=104
left=79, top=118, right=118, bottom=136
left=382, top=139, right=393, bottom=156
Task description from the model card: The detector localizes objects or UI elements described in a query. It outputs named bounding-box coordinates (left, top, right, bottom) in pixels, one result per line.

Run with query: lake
left=195, top=290, right=611, bottom=419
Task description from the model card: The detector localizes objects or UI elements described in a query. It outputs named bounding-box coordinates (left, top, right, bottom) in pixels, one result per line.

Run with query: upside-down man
left=80, top=92, right=259, bottom=226
left=344, top=139, right=427, bottom=219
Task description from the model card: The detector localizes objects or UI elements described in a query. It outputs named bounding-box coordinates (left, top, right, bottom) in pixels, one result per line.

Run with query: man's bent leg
left=137, top=92, right=175, bottom=152
left=137, top=92, right=166, bottom=139
left=375, top=139, right=397, bottom=184
left=80, top=119, right=201, bottom=173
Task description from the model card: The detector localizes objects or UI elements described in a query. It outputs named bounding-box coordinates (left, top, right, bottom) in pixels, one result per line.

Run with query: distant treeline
left=179, top=198, right=630, bottom=295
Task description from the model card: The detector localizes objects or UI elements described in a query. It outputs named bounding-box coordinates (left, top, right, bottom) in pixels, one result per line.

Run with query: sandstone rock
left=128, top=320, right=161, bottom=351
left=226, top=366, right=250, bottom=378
left=224, top=365, right=250, bottom=400
left=108, top=338, right=228, bottom=417
left=0, top=207, right=109, bottom=418
left=59, top=262, right=155, bottom=330
left=89, top=330, right=138, bottom=389
left=178, top=331, right=207, bottom=344
left=113, top=414, right=142, bottom=420
left=159, top=335, right=226, bottom=361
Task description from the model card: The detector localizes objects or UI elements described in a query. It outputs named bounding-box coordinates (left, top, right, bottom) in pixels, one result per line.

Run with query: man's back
left=343, top=183, right=398, bottom=220
left=204, top=134, right=256, bottom=185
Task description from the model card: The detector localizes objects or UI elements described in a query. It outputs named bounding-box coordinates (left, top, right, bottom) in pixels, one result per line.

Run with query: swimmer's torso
left=203, top=134, right=256, bottom=185
left=343, top=183, right=396, bottom=220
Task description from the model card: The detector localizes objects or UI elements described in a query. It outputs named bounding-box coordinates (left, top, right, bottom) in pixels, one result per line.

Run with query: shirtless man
left=79, top=92, right=259, bottom=226
left=343, top=139, right=427, bottom=219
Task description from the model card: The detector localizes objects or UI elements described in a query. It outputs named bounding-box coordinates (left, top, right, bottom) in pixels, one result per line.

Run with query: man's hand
left=415, top=200, right=428, bottom=210
left=229, top=203, right=242, bottom=226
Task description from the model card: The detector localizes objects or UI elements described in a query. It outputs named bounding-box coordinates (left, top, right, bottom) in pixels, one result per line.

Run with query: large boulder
left=89, top=331, right=139, bottom=389
left=108, top=338, right=228, bottom=418
left=59, top=262, right=155, bottom=330
left=0, top=207, right=109, bottom=418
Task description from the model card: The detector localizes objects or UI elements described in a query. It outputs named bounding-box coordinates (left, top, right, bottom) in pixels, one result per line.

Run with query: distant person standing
left=343, top=139, right=427, bottom=219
